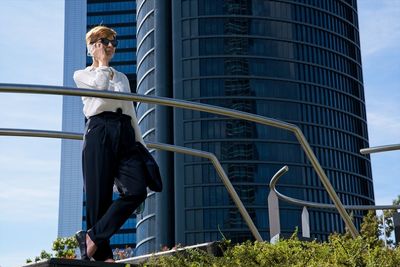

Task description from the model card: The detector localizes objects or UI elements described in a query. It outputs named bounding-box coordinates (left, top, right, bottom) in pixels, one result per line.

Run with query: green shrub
left=26, top=236, right=78, bottom=263
left=142, top=219, right=400, bottom=267
left=52, top=236, right=78, bottom=258
left=143, top=235, right=400, bottom=267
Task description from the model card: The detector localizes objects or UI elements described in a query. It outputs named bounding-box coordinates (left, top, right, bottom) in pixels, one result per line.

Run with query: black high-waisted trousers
left=82, top=111, right=147, bottom=261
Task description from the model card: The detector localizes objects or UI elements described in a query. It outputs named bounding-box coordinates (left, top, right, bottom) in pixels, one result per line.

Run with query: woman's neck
left=91, top=59, right=109, bottom=68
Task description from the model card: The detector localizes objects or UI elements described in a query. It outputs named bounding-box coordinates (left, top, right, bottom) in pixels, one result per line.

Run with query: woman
left=73, top=26, right=148, bottom=262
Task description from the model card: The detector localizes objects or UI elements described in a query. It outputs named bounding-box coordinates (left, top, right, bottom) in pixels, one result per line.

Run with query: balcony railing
left=268, top=144, right=400, bottom=240
left=0, top=83, right=361, bottom=238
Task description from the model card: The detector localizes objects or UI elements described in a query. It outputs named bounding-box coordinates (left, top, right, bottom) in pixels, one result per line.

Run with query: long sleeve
left=74, top=66, right=148, bottom=147
left=128, top=105, right=147, bottom=147
left=73, top=66, right=112, bottom=90
left=121, top=75, right=147, bottom=147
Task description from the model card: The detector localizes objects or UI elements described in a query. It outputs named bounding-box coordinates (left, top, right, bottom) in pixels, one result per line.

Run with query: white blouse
left=73, top=66, right=145, bottom=145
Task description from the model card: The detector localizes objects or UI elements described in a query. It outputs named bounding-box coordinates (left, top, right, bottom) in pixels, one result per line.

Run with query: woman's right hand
left=92, top=42, right=109, bottom=66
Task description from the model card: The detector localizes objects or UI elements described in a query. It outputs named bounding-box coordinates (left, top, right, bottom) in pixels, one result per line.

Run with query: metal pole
left=269, top=164, right=400, bottom=211
left=360, top=144, right=400, bottom=155
left=268, top=190, right=280, bottom=241
left=301, top=207, right=310, bottom=238
left=0, top=84, right=359, bottom=237
left=150, top=142, right=263, bottom=241
left=393, top=212, right=400, bottom=245
left=382, top=211, right=387, bottom=246
left=208, top=155, right=263, bottom=241
left=293, top=130, right=359, bottom=236
left=0, top=128, right=263, bottom=242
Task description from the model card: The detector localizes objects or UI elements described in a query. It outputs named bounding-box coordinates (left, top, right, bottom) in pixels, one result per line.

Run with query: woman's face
left=96, top=36, right=117, bottom=58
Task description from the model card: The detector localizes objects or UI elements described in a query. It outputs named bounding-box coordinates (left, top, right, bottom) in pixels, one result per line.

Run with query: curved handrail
left=360, top=144, right=400, bottom=155
left=270, top=166, right=400, bottom=210
left=0, top=83, right=359, bottom=237
left=0, top=128, right=263, bottom=241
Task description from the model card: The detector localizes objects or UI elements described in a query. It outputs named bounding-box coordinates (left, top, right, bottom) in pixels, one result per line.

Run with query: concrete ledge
left=117, top=241, right=224, bottom=265
left=22, top=258, right=134, bottom=267
left=22, top=242, right=224, bottom=266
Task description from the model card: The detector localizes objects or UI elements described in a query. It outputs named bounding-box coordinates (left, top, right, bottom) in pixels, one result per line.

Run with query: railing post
left=268, top=190, right=280, bottom=242
left=382, top=211, right=387, bottom=246
left=393, top=212, right=400, bottom=245
left=301, top=206, right=310, bottom=238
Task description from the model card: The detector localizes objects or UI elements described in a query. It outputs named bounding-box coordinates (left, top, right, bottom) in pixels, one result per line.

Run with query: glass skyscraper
left=135, top=0, right=174, bottom=254
left=60, top=0, right=139, bottom=252
left=136, top=0, right=374, bottom=253
left=59, top=0, right=86, bottom=239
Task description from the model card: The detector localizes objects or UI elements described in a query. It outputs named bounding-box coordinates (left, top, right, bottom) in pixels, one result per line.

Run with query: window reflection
left=177, top=0, right=369, bottom=244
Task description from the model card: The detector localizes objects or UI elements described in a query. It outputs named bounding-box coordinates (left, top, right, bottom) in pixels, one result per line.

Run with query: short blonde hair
left=86, top=26, right=117, bottom=45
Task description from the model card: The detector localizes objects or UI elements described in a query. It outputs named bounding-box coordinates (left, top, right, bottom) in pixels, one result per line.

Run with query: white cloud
left=0, top=138, right=61, bottom=226
left=0, top=1, right=64, bottom=266
left=0, top=0, right=64, bottom=86
left=0, top=187, right=58, bottom=201
left=0, top=220, right=58, bottom=267
left=358, top=0, right=400, bottom=57
left=0, top=250, right=44, bottom=267
left=367, top=110, right=400, bottom=145
left=366, top=99, right=400, bottom=205
left=0, top=148, right=60, bottom=223
left=357, top=0, right=400, bottom=207
left=0, top=155, right=60, bottom=174
left=373, top=170, right=400, bottom=206
left=365, top=86, right=400, bottom=146
left=0, top=187, right=58, bottom=222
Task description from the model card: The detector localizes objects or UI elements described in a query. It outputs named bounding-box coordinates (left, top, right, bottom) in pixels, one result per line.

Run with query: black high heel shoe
left=75, top=230, right=90, bottom=260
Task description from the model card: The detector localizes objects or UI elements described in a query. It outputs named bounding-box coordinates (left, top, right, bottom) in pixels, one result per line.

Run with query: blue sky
left=0, top=1, right=64, bottom=266
left=0, top=0, right=399, bottom=266
left=359, top=0, right=400, bottom=206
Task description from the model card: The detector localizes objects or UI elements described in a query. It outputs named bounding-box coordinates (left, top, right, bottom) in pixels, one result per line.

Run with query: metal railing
left=0, top=128, right=263, bottom=241
left=270, top=166, right=400, bottom=211
left=360, top=144, right=400, bottom=155
left=268, top=140, right=400, bottom=239
left=0, top=83, right=358, bottom=237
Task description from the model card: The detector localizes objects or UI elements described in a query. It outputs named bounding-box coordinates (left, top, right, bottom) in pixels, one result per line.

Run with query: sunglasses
left=96, top=38, right=118, bottom=47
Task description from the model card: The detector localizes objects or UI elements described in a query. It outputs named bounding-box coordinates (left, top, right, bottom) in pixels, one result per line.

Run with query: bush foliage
left=26, top=210, right=400, bottom=266
left=143, top=234, right=400, bottom=267
left=143, top=211, right=400, bottom=267
left=26, top=236, right=78, bottom=263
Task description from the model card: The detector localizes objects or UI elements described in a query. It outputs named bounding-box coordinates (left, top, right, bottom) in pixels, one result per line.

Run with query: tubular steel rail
left=360, top=144, right=400, bottom=155
left=0, top=83, right=359, bottom=237
left=0, top=128, right=263, bottom=241
left=269, top=166, right=400, bottom=211
left=117, top=241, right=219, bottom=264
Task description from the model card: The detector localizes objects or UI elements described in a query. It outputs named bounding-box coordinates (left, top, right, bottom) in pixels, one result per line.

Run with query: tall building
left=60, top=0, right=139, bottom=252
left=59, top=0, right=86, bottom=238
left=135, top=0, right=174, bottom=254
left=136, top=0, right=374, bottom=253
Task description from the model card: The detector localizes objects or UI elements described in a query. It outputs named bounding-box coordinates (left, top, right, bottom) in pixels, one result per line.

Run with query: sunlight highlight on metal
left=0, top=128, right=263, bottom=242
left=360, top=144, right=400, bottom=155
left=0, top=83, right=359, bottom=237
left=269, top=166, right=400, bottom=210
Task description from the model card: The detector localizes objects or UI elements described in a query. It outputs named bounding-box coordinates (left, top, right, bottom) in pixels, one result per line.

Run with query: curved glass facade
left=173, top=0, right=373, bottom=243
left=135, top=0, right=157, bottom=255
